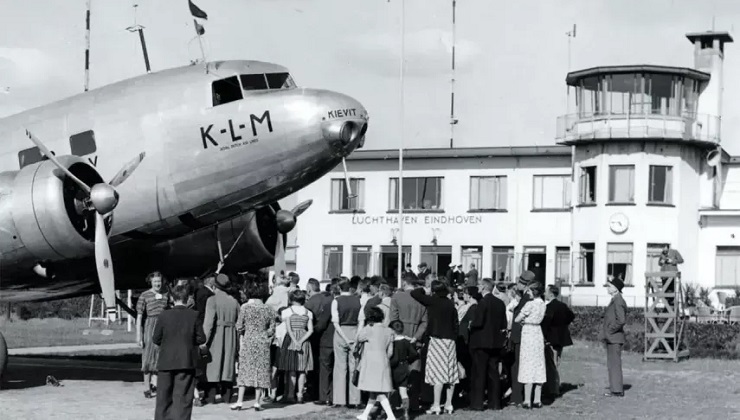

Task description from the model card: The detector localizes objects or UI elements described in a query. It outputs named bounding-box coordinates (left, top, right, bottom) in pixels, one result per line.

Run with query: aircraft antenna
left=126, top=4, right=152, bottom=73
left=84, top=0, right=91, bottom=91
left=449, top=0, right=458, bottom=148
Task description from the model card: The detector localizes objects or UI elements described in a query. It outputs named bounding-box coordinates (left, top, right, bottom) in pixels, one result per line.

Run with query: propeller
left=272, top=199, right=313, bottom=274
left=25, top=129, right=145, bottom=321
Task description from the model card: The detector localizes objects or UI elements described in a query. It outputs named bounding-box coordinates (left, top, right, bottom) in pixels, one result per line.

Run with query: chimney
left=686, top=31, right=733, bottom=121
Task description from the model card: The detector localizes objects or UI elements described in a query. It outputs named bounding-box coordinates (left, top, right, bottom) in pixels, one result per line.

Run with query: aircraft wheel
left=0, top=331, right=7, bottom=383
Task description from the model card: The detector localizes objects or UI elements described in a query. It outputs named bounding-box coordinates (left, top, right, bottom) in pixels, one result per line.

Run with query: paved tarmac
left=1, top=345, right=327, bottom=420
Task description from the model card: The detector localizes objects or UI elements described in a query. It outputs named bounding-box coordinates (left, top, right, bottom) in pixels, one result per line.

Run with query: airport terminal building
left=286, top=31, right=740, bottom=306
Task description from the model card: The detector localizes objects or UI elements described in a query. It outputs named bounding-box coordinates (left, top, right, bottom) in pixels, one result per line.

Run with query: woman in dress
left=277, top=289, right=314, bottom=403
left=410, top=280, right=459, bottom=415
left=135, top=271, right=169, bottom=399
left=231, top=283, right=275, bottom=411
left=357, top=306, right=396, bottom=420
left=514, top=281, right=547, bottom=408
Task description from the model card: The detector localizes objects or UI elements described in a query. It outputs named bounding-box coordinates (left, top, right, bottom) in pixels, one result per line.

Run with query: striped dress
left=277, top=306, right=314, bottom=372
left=136, top=290, right=169, bottom=373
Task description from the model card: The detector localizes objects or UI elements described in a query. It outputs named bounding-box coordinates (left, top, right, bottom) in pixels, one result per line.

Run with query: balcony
left=556, top=112, right=720, bottom=146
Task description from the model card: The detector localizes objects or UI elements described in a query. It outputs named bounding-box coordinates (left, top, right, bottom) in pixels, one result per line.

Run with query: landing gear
left=0, top=331, right=8, bottom=385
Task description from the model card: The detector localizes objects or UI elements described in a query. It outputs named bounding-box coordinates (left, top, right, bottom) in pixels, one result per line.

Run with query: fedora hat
left=215, top=273, right=230, bottom=288
left=518, top=270, right=536, bottom=286
left=607, top=277, right=624, bottom=292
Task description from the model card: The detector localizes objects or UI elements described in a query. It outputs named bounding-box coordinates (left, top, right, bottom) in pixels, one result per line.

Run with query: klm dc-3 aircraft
left=0, top=60, right=369, bottom=376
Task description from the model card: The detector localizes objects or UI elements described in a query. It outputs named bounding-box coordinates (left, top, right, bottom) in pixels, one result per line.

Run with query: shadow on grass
left=2, top=353, right=142, bottom=390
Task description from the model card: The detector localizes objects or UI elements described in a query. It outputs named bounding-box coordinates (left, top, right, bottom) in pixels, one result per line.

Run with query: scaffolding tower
left=644, top=271, right=690, bottom=362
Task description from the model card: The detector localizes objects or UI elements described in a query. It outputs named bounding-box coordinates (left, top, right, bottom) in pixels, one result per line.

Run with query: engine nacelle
left=1, top=156, right=105, bottom=262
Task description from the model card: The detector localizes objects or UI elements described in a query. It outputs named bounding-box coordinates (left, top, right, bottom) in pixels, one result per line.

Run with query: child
left=356, top=306, right=396, bottom=420
left=389, top=320, right=418, bottom=420
left=152, top=283, right=206, bottom=420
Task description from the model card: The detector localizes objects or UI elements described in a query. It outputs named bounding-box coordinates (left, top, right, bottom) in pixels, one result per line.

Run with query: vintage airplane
left=0, top=59, right=368, bottom=379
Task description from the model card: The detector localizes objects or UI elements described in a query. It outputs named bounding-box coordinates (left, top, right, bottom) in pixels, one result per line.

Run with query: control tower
left=555, top=31, right=733, bottom=299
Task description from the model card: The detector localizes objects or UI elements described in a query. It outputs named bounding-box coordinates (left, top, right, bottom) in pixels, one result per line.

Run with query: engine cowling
left=2, top=156, right=107, bottom=262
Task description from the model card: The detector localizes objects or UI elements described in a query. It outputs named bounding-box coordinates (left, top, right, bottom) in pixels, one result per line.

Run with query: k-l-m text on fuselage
left=199, top=110, right=273, bottom=149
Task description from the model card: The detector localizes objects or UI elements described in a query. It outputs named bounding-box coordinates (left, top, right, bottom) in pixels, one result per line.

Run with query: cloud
left=341, top=28, right=483, bottom=78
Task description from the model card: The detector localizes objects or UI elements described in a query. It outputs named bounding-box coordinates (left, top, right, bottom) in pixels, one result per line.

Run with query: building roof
left=565, top=65, right=710, bottom=86
left=347, top=146, right=572, bottom=161
left=686, top=31, right=734, bottom=45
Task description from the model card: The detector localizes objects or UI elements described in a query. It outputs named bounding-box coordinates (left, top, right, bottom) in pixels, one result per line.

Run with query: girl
left=389, top=320, right=418, bottom=420
left=356, top=306, right=395, bottom=420
left=277, top=290, right=314, bottom=403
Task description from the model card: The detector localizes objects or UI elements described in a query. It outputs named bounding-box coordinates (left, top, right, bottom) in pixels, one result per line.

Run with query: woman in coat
left=356, top=306, right=396, bottom=420
left=202, top=273, right=240, bottom=404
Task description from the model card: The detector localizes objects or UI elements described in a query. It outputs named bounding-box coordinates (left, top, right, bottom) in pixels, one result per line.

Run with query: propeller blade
left=109, top=151, right=146, bottom=187
left=25, top=129, right=92, bottom=194
left=291, top=199, right=313, bottom=218
left=273, top=233, right=287, bottom=275
left=341, top=157, right=357, bottom=200
left=94, top=212, right=117, bottom=321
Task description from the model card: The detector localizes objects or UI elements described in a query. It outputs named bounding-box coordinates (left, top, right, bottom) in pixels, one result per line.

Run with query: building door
left=462, top=246, right=483, bottom=275
left=523, top=246, right=547, bottom=284
left=420, top=245, right=452, bottom=277
left=716, top=246, right=740, bottom=287
left=380, top=245, right=411, bottom=282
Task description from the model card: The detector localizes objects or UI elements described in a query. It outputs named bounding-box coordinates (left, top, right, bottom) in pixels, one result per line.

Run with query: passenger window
left=240, top=74, right=268, bottom=91
left=265, top=72, right=294, bottom=89
left=70, top=130, right=97, bottom=156
left=18, top=147, right=43, bottom=169
left=212, top=76, right=243, bottom=106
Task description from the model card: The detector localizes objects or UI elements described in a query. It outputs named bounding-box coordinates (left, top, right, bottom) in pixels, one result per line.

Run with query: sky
left=2, top=0, right=740, bottom=150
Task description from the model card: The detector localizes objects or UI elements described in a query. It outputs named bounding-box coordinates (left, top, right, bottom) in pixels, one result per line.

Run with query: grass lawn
left=0, top=317, right=137, bottom=348
left=297, top=341, right=740, bottom=420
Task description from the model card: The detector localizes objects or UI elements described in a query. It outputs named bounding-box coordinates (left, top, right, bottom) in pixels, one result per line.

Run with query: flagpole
left=397, top=0, right=406, bottom=288
left=193, top=19, right=208, bottom=73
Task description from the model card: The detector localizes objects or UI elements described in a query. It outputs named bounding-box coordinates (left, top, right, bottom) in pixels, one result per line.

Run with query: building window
left=470, top=176, right=507, bottom=210
left=646, top=243, right=669, bottom=273
left=648, top=165, right=673, bottom=204
left=420, top=245, right=452, bottom=277
left=579, top=166, right=597, bottom=204
left=351, top=246, right=372, bottom=278
left=609, top=165, right=635, bottom=203
left=522, top=246, right=547, bottom=283
left=389, top=177, right=443, bottom=210
left=18, top=146, right=43, bottom=169
left=576, top=243, right=595, bottom=284
left=212, top=76, right=243, bottom=106
left=331, top=178, right=365, bottom=211
left=716, top=246, right=740, bottom=287
left=322, top=245, right=343, bottom=280
left=533, top=175, right=571, bottom=210
left=69, top=130, right=97, bottom=156
left=607, top=243, right=633, bottom=285
left=555, top=247, right=570, bottom=284
left=492, top=247, right=515, bottom=283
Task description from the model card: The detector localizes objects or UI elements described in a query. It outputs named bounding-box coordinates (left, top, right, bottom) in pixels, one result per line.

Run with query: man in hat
left=202, top=273, right=240, bottom=404
left=417, top=262, right=431, bottom=281
left=601, top=277, right=627, bottom=397
left=507, top=270, right=536, bottom=406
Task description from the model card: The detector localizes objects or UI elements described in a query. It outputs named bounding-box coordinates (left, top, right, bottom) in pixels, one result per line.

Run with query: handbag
left=351, top=342, right=365, bottom=387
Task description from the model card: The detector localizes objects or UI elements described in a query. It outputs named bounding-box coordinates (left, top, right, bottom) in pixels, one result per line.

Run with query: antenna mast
left=126, top=4, right=152, bottom=73
left=84, top=0, right=91, bottom=91
left=449, top=0, right=458, bottom=148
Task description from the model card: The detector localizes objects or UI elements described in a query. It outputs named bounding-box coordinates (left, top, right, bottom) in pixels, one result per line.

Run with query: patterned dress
left=136, top=289, right=169, bottom=373
left=277, top=306, right=314, bottom=372
left=517, top=298, right=547, bottom=384
left=235, top=300, right=275, bottom=388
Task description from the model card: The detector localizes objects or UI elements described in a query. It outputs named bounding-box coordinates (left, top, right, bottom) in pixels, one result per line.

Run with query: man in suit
left=153, top=283, right=207, bottom=420
left=601, top=277, right=627, bottom=397
left=305, top=278, right=335, bottom=404
left=390, top=276, right=428, bottom=412
left=468, top=277, right=507, bottom=410
left=508, top=270, right=535, bottom=406
left=541, top=285, right=575, bottom=399
left=466, top=263, right=479, bottom=287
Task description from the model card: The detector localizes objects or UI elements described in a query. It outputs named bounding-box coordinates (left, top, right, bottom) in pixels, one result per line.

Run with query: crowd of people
left=133, top=263, right=636, bottom=420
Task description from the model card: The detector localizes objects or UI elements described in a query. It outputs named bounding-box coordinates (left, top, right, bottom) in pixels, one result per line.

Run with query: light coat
left=203, top=288, right=240, bottom=382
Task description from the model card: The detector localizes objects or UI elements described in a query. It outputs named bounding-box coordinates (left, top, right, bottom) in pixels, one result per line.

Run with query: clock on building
left=609, top=212, right=629, bottom=234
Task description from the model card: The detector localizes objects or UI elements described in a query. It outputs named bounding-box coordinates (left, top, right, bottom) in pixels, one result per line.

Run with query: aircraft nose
left=317, top=91, right=369, bottom=155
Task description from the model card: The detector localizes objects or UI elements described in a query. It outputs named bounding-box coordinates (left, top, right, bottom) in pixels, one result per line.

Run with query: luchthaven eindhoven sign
left=351, top=214, right=483, bottom=225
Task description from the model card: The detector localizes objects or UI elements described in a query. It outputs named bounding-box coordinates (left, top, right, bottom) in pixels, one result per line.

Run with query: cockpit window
left=265, top=72, right=295, bottom=89
left=240, top=74, right=268, bottom=90
left=212, top=76, right=243, bottom=106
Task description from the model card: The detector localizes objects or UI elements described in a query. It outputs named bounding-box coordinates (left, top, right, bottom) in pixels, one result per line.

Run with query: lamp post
left=397, top=0, right=406, bottom=288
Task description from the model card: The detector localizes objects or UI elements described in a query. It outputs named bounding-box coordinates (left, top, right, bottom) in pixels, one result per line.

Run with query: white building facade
left=287, top=30, right=740, bottom=306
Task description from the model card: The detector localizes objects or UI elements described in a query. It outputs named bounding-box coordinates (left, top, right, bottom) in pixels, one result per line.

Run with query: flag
left=189, top=0, right=208, bottom=20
